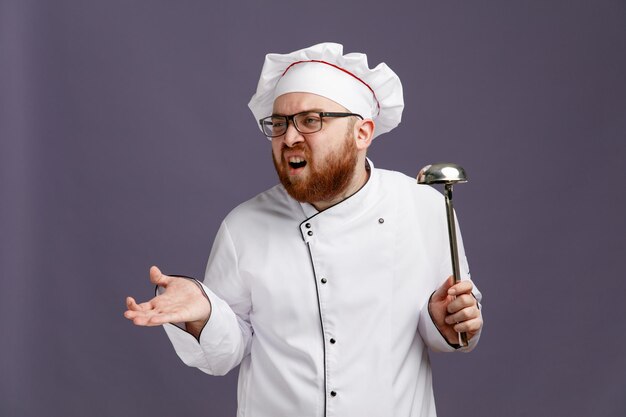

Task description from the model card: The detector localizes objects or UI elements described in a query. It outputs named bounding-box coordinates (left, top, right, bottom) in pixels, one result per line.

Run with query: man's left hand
left=428, top=276, right=482, bottom=346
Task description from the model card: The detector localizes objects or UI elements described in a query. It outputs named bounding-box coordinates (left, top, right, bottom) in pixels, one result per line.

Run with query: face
left=271, top=92, right=360, bottom=205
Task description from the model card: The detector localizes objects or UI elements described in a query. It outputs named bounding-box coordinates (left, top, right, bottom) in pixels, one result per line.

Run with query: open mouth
left=288, top=157, right=307, bottom=170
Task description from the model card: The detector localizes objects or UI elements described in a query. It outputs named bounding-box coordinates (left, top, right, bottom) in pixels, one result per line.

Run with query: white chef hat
left=248, top=42, right=404, bottom=139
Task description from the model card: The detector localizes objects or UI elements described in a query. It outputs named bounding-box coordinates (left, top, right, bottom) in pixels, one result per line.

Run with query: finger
left=124, top=308, right=150, bottom=320
left=126, top=308, right=167, bottom=326
left=137, top=300, right=156, bottom=311
left=150, top=265, right=171, bottom=287
left=446, top=293, right=476, bottom=314
left=126, top=297, right=142, bottom=311
left=445, top=305, right=480, bottom=324
left=448, top=280, right=473, bottom=296
left=132, top=314, right=162, bottom=326
left=146, top=313, right=179, bottom=326
left=126, top=296, right=138, bottom=309
left=432, top=275, right=454, bottom=300
left=453, top=316, right=483, bottom=334
left=126, top=297, right=154, bottom=312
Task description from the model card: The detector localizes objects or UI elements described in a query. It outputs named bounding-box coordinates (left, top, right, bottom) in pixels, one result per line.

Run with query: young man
left=125, top=42, right=483, bottom=417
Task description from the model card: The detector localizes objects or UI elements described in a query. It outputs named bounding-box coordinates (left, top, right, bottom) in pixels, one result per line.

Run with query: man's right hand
left=124, top=266, right=211, bottom=338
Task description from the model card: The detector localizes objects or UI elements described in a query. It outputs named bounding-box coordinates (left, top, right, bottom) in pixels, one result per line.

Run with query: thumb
left=149, top=265, right=171, bottom=287
left=432, top=275, right=454, bottom=301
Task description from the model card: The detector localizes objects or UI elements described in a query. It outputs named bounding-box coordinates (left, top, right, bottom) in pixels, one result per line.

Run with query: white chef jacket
left=163, top=160, right=482, bottom=417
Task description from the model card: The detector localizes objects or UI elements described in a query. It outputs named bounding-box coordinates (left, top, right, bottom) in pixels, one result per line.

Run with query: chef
left=125, top=42, right=483, bottom=417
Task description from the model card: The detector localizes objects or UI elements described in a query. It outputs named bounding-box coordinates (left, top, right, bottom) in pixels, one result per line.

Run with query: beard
left=273, top=131, right=359, bottom=204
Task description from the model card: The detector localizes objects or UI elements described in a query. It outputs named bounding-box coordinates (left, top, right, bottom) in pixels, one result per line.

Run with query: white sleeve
left=162, top=221, right=253, bottom=376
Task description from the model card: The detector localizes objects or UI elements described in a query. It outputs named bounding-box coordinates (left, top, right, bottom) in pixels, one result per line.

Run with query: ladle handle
left=444, top=184, right=469, bottom=347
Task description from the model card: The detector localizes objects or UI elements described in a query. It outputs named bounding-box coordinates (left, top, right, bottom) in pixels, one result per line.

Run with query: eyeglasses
left=259, top=111, right=363, bottom=139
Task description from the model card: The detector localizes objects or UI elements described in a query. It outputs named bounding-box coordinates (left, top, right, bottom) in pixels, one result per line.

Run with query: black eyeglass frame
left=259, top=111, right=363, bottom=138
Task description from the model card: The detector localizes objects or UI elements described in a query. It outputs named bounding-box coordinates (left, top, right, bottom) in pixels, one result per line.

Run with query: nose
left=282, top=121, right=304, bottom=147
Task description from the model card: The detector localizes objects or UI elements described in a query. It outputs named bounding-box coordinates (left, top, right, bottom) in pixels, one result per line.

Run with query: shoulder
left=374, top=167, right=443, bottom=204
left=222, top=184, right=302, bottom=232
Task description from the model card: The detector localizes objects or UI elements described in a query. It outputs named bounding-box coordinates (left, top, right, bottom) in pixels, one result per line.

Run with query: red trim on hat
left=281, top=60, right=381, bottom=116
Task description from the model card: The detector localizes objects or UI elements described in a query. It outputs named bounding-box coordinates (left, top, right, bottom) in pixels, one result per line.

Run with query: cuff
left=418, top=298, right=458, bottom=353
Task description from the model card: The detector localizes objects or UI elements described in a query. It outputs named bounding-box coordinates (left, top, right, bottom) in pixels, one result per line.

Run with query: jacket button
left=330, top=391, right=337, bottom=397
left=330, top=338, right=336, bottom=344
left=307, top=231, right=313, bottom=236
left=378, top=218, right=384, bottom=224
left=305, top=223, right=311, bottom=228
left=321, top=278, right=327, bottom=284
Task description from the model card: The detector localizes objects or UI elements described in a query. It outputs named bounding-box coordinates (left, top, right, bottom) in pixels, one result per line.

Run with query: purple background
left=2, top=0, right=625, bottom=416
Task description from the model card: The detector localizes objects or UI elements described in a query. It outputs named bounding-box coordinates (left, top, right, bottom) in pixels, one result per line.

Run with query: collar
left=298, top=158, right=382, bottom=242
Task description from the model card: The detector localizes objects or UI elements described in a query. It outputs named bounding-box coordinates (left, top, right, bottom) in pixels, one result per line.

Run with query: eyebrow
left=271, top=108, right=325, bottom=117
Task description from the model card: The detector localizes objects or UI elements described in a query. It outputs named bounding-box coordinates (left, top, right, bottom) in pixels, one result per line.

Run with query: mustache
left=282, top=143, right=307, bottom=152
left=281, top=143, right=309, bottom=159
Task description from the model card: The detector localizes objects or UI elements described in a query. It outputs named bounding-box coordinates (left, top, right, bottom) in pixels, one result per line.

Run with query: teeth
left=288, top=157, right=305, bottom=163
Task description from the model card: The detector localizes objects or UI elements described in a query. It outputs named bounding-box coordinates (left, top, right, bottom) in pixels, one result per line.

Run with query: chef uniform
left=162, top=43, right=482, bottom=417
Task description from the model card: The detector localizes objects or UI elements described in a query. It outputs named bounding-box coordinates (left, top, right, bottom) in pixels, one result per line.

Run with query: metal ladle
left=417, top=163, right=469, bottom=347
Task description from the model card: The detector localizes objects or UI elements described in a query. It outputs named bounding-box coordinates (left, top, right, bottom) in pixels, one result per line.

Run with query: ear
left=353, top=119, right=375, bottom=151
